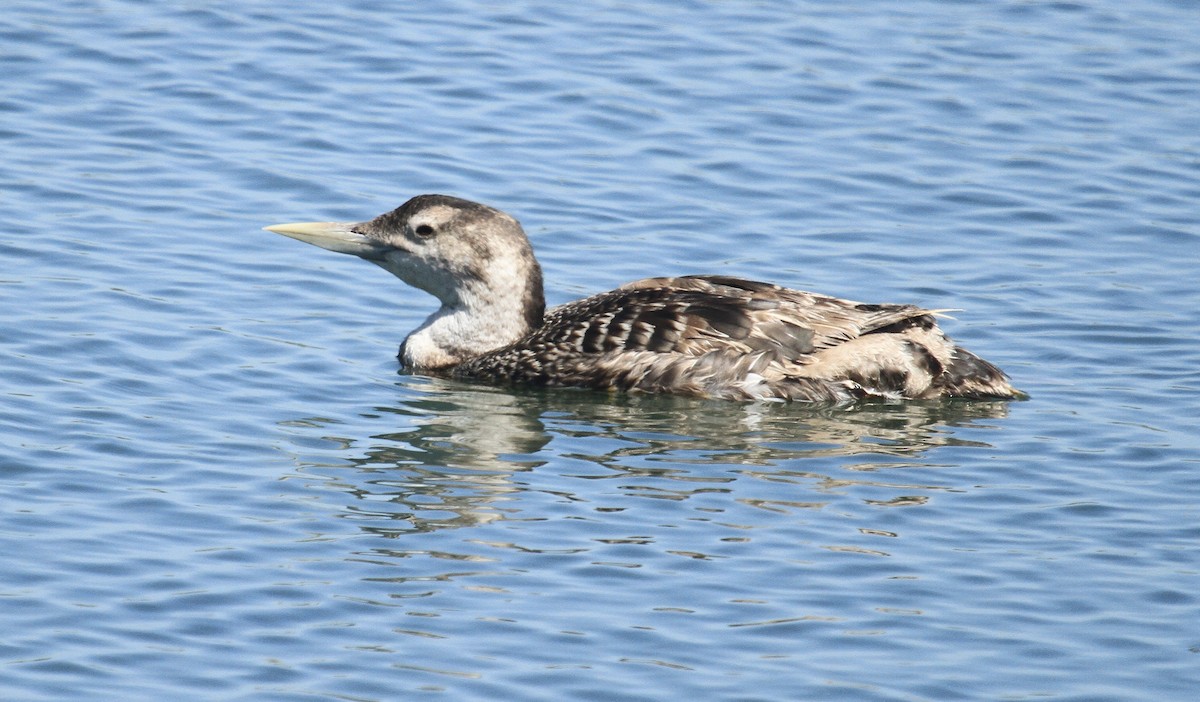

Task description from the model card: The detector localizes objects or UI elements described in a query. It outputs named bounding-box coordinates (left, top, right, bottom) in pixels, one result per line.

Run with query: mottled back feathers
left=457, top=274, right=1020, bottom=402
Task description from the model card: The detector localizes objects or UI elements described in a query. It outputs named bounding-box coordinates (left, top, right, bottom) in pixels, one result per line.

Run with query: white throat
left=398, top=259, right=540, bottom=370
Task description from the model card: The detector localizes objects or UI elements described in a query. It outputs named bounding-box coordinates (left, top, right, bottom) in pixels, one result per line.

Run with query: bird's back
left=453, top=275, right=1021, bottom=402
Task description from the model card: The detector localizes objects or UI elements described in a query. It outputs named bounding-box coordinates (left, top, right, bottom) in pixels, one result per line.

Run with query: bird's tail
left=936, top=347, right=1027, bottom=399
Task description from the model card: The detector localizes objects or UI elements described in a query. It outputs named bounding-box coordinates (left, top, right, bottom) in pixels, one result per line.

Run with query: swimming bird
left=266, top=194, right=1022, bottom=403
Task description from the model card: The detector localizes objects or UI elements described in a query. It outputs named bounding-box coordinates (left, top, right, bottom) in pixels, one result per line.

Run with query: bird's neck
left=400, top=274, right=545, bottom=370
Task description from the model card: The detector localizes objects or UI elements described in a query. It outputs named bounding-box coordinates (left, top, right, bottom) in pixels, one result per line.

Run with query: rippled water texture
left=3, top=2, right=1199, bottom=700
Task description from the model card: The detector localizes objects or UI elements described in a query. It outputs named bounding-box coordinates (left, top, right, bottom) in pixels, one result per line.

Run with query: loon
left=266, top=194, right=1023, bottom=403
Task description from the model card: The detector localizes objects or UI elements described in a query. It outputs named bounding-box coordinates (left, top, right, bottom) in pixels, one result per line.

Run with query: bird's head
left=266, top=194, right=544, bottom=324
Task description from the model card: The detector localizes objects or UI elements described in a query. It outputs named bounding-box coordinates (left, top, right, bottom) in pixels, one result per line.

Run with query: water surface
left=3, top=2, right=1199, bottom=700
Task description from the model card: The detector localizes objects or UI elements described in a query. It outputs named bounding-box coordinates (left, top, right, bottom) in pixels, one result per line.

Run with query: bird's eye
left=414, top=224, right=435, bottom=238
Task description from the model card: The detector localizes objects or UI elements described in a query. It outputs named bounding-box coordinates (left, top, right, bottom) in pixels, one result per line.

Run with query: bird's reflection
left=280, top=375, right=1014, bottom=539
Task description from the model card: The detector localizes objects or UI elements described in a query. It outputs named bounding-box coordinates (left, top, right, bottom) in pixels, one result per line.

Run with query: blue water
left=3, top=1, right=1199, bottom=700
